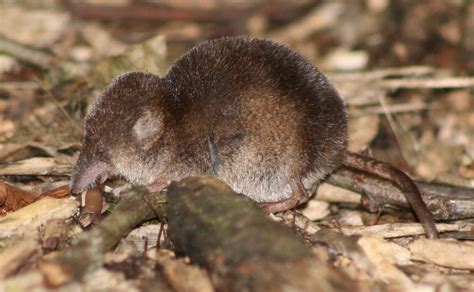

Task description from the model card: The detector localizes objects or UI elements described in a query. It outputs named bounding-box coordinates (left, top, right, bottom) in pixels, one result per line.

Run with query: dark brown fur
left=72, top=37, right=347, bottom=202
left=71, top=36, right=438, bottom=238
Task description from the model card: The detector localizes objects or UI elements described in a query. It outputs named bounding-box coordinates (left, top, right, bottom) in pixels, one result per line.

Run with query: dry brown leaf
left=80, top=23, right=128, bottom=58
left=0, top=55, right=19, bottom=75
left=301, top=199, right=330, bottom=221
left=337, top=210, right=364, bottom=227
left=152, top=249, right=215, bottom=292
left=83, top=187, right=103, bottom=215
left=348, top=114, right=380, bottom=152
left=41, top=185, right=71, bottom=199
left=324, top=48, right=368, bottom=71
left=79, top=187, right=104, bottom=226
left=39, top=260, right=76, bottom=288
left=0, top=271, right=44, bottom=291
left=89, top=34, right=166, bottom=88
left=41, top=219, right=71, bottom=252
left=0, top=183, right=70, bottom=214
left=0, top=239, right=38, bottom=279
left=0, top=197, right=79, bottom=241
left=357, top=236, right=413, bottom=288
left=0, top=5, right=70, bottom=47
left=0, top=181, right=39, bottom=213
left=409, top=238, right=474, bottom=270
left=315, top=183, right=361, bottom=204
left=267, top=2, right=344, bottom=44
left=416, top=143, right=464, bottom=180
left=459, top=162, right=474, bottom=179
left=357, top=236, right=412, bottom=267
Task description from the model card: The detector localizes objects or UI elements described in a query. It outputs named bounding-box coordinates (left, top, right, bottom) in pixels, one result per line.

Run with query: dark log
left=167, top=176, right=354, bottom=291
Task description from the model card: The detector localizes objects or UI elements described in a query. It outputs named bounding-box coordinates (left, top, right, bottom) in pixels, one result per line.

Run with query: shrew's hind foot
left=260, top=179, right=309, bottom=213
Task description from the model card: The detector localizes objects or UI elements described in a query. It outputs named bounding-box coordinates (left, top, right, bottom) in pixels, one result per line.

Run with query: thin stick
left=378, top=77, right=474, bottom=89
left=329, top=66, right=435, bottom=81
left=350, top=101, right=431, bottom=117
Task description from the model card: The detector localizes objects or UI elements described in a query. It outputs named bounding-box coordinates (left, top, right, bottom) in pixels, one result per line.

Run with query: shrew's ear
left=133, top=109, right=163, bottom=150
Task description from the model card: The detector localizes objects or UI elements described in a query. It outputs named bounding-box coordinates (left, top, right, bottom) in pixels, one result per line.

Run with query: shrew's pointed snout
left=70, top=156, right=112, bottom=195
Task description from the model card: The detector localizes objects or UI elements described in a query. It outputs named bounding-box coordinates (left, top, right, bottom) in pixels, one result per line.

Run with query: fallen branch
left=2, top=155, right=471, bottom=221
left=340, top=222, right=471, bottom=238
left=0, top=157, right=73, bottom=176
left=62, top=0, right=246, bottom=23
left=328, top=168, right=474, bottom=220
left=0, top=196, right=78, bottom=242
left=39, top=187, right=166, bottom=287
left=167, top=176, right=353, bottom=291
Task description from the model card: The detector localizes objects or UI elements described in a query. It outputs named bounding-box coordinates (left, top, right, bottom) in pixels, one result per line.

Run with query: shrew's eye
left=95, top=149, right=108, bottom=161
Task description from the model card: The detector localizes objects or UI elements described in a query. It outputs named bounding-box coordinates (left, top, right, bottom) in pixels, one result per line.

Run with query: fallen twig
left=0, top=196, right=78, bottom=241
left=328, top=168, right=474, bottom=220
left=340, top=222, right=471, bottom=238
left=0, top=157, right=73, bottom=176
left=328, top=66, right=435, bottom=81
left=39, top=187, right=166, bottom=287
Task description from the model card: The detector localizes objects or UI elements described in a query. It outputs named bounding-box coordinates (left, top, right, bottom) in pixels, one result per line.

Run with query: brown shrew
left=70, top=36, right=439, bottom=239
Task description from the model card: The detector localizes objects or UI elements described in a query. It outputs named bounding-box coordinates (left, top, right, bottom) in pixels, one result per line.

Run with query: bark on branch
left=328, top=168, right=474, bottom=220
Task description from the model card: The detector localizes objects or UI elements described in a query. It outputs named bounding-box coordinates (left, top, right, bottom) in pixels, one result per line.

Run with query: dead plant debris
left=0, top=0, right=473, bottom=291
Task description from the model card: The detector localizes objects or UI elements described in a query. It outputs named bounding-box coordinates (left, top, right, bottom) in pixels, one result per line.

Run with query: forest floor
left=0, top=1, right=473, bottom=291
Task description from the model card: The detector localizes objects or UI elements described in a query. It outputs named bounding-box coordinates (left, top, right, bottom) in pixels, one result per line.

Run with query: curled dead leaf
left=39, top=260, right=73, bottom=288
left=41, top=185, right=71, bottom=198
left=84, top=187, right=103, bottom=216
left=459, top=162, right=474, bottom=179
left=0, top=182, right=71, bottom=214
left=79, top=187, right=104, bottom=226
left=0, top=181, right=39, bottom=212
